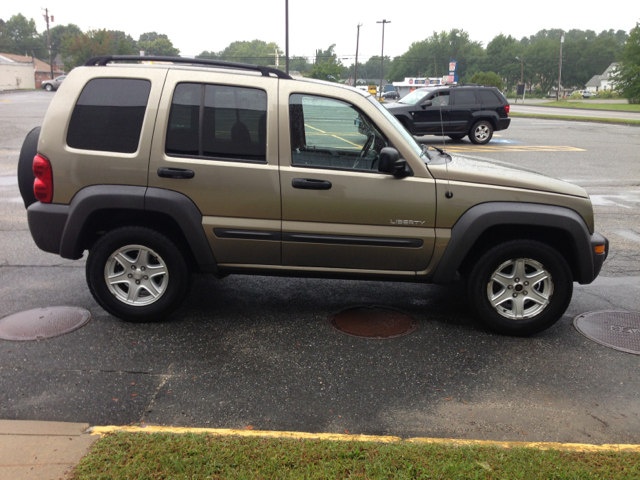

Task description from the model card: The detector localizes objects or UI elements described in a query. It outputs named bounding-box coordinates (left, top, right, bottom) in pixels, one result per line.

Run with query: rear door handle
left=292, top=178, right=332, bottom=190
left=157, top=167, right=195, bottom=179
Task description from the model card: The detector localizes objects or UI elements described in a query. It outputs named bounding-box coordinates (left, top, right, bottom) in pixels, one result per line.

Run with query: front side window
left=67, top=78, right=151, bottom=153
left=429, top=91, right=450, bottom=107
left=166, top=83, right=267, bottom=162
left=398, top=88, right=433, bottom=105
left=289, top=94, right=388, bottom=172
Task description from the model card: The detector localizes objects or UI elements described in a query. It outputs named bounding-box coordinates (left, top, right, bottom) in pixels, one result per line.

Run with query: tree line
left=0, top=13, right=179, bottom=71
left=0, top=12, right=634, bottom=98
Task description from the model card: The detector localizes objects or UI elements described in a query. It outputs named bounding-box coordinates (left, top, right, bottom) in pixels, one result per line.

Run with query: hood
left=427, top=154, right=589, bottom=198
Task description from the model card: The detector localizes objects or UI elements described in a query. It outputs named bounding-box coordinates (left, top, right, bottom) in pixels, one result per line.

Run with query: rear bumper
left=27, top=202, right=70, bottom=255
left=496, top=118, right=511, bottom=131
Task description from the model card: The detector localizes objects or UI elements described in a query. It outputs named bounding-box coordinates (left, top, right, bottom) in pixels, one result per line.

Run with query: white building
left=585, top=63, right=619, bottom=93
left=392, top=77, right=446, bottom=98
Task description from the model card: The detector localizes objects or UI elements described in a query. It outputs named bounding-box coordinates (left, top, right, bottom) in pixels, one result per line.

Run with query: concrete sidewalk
left=0, top=420, right=98, bottom=480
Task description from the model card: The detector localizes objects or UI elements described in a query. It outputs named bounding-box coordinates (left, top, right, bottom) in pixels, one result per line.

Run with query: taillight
left=33, top=154, right=53, bottom=203
left=505, top=105, right=510, bottom=115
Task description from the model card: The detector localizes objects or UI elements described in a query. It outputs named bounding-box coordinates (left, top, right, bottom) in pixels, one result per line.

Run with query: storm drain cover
left=574, top=310, right=640, bottom=355
left=0, top=307, right=91, bottom=341
left=330, top=305, right=417, bottom=339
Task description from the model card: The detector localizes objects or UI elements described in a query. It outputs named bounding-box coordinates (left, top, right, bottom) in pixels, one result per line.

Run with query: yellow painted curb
left=91, top=426, right=401, bottom=443
left=90, top=426, right=640, bottom=453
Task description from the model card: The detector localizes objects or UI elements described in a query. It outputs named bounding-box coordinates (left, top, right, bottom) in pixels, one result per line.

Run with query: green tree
left=305, top=44, right=347, bottom=81
left=612, top=25, right=640, bottom=103
left=44, top=24, right=82, bottom=60
left=387, top=29, right=484, bottom=82
left=61, top=29, right=114, bottom=70
left=345, top=55, right=391, bottom=82
left=207, top=40, right=282, bottom=67
left=289, top=55, right=312, bottom=73
left=483, top=34, right=525, bottom=91
left=139, top=37, right=179, bottom=56
left=3, top=13, right=41, bottom=56
left=138, top=32, right=167, bottom=43
left=109, top=30, right=136, bottom=55
left=0, top=19, right=14, bottom=52
left=469, top=71, right=504, bottom=90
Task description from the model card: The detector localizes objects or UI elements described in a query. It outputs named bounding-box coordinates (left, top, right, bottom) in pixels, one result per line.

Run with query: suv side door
left=450, top=89, right=480, bottom=134
left=149, top=70, right=281, bottom=266
left=278, top=82, right=436, bottom=273
left=412, top=90, right=451, bottom=134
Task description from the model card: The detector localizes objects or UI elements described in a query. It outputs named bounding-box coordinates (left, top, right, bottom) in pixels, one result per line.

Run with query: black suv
left=385, top=85, right=510, bottom=144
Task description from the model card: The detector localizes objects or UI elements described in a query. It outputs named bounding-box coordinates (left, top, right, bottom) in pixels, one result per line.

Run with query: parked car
left=17, top=56, right=608, bottom=336
left=41, top=75, right=66, bottom=91
left=384, top=84, right=510, bottom=144
left=382, top=91, right=400, bottom=100
left=575, top=90, right=596, bottom=99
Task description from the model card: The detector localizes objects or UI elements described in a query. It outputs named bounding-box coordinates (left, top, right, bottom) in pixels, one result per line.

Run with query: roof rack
left=84, top=55, right=293, bottom=80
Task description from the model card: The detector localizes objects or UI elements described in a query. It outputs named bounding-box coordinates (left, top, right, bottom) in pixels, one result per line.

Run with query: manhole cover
left=330, top=305, right=417, bottom=339
left=0, top=307, right=91, bottom=341
left=574, top=310, right=640, bottom=355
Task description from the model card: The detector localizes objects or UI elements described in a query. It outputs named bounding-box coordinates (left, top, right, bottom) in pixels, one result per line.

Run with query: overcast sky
left=3, top=1, right=637, bottom=65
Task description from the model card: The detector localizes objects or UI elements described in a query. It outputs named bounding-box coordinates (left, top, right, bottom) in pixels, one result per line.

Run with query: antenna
left=435, top=82, right=453, bottom=199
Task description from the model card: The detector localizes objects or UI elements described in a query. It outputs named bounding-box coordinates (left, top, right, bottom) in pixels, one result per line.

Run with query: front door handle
left=292, top=178, right=332, bottom=190
left=157, top=167, right=195, bottom=179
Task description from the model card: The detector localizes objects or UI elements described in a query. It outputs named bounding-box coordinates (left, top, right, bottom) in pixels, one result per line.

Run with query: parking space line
left=444, top=145, right=586, bottom=153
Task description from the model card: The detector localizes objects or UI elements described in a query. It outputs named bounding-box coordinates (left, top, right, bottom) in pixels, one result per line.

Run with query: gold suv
left=18, top=56, right=608, bottom=336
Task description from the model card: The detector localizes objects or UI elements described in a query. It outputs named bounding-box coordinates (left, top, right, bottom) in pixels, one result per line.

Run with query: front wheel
left=86, top=227, right=190, bottom=322
left=466, top=240, right=573, bottom=336
left=44, top=84, right=53, bottom=91
left=468, top=120, right=493, bottom=145
left=448, top=134, right=465, bottom=141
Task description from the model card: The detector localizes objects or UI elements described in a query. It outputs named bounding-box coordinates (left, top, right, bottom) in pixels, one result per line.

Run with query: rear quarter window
left=479, top=90, right=502, bottom=105
left=67, top=78, right=151, bottom=153
left=451, top=90, right=478, bottom=105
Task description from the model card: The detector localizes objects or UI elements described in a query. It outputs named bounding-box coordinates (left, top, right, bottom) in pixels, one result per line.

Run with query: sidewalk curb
left=509, top=112, right=640, bottom=126
left=513, top=104, right=640, bottom=114
left=91, top=425, right=640, bottom=453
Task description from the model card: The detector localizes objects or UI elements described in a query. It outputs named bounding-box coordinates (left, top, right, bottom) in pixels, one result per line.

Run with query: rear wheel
left=86, top=227, right=190, bottom=322
left=468, top=120, right=493, bottom=145
left=466, top=240, right=573, bottom=336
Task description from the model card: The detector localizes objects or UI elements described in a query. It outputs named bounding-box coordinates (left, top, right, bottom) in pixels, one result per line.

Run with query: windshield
left=398, top=88, right=433, bottom=105
left=367, top=96, right=423, bottom=158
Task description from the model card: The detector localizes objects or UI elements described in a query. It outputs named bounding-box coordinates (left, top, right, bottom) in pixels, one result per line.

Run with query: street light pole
left=354, top=23, right=362, bottom=86
left=285, top=0, right=289, bottom=74
left=376, top=19, right=390, bottom=98
left=557, top=32, right=564, bottom=101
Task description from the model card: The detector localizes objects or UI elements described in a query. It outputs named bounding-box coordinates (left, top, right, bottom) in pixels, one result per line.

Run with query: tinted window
left=479, top=90, right=501, bottom=105
left=290, top=94, right=388, bottom=172
left=67, top=78, right=151, bottom=153
left=166, top=83, right=267, bottom=162
left=451, top=90, right=478, bottom=105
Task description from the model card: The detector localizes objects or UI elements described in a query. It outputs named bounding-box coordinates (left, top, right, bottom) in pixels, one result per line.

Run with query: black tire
left=44, top=84, right=53, bottom=91
left=466, top=240, right=573, bottom=336
left=468, top=120, right=494, bottom=145
left=86, top=227, right=190, bottom=322
left=17, top=126, right=41, bottom=209
left=448, top=134, right=465, bottom=141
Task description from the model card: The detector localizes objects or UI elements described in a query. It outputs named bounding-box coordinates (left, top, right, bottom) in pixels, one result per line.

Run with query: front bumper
left=590, top=231, right=609, bottom=281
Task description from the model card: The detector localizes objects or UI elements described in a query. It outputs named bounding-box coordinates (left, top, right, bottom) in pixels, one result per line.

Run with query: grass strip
left=530, top=101, right=640, bottom=112
left=510, top=112, right=640, bottom=125
left=71, top=432, right=640, bottom=479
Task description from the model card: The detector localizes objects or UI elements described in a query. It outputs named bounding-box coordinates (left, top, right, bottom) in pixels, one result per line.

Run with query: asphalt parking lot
left=1, top=90, right=639, bottom=444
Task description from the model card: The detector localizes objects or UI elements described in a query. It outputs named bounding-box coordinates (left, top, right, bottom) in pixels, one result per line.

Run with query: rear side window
left=479, top=90, right=502, bottom=105
left=451, top=90, right=478, bottom=105
left=166, top=83, right=267, bottom=162
left=67, top=78, right=151, bottom=153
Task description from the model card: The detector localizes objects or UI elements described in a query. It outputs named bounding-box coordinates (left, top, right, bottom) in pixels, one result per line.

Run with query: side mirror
left=420, top=100, right=433, bottom=109
left=378, top=147, right=410, bottom=178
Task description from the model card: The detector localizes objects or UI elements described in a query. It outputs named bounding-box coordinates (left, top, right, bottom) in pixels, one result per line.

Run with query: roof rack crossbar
left=84, top=55, right=293, bottom=80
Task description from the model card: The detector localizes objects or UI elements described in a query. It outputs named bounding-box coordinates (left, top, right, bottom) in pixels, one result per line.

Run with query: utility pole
left=376, top=19, right=391, bottom=98
left=557, top=32, right=564, bottom=101
left=285, top=0, right=289, bottom=74
left=42, top=8, right=53, bottom=80
left=354, top=23, right=362, bottom=86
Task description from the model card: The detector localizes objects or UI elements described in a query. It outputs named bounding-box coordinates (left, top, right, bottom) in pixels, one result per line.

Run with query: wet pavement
left=1, top=91, right=639, bottom=444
